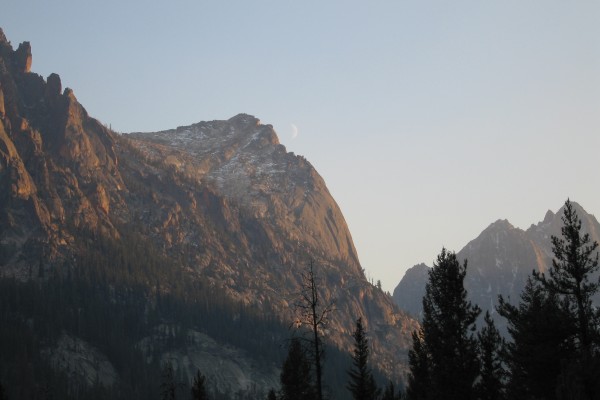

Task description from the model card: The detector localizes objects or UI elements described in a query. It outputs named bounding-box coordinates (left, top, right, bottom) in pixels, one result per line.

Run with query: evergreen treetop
left=407, top=248, right=481, bottom=400
left=267, top=389, right=277, bottom=400
left=160, top=361, right=176, bottom=400
left=347, top=317, right=379, bottom=400
left=532, top=199, right=600, bottom=399
left=280, top=338, right=314, bottom=400
left=191, top=369, right=208, bottom=400
left=474, top=311, right=505, bottom=400
left=535, top=199, right=600, bottom=354
left=498, top=276, right=575, bottom=399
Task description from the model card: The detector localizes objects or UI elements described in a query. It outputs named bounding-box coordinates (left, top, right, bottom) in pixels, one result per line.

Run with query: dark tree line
left=0, top=226, right=291, bottom=400
left=407, top=199, right=600, bottom=400
left=0, top=239, right=378, bottom=400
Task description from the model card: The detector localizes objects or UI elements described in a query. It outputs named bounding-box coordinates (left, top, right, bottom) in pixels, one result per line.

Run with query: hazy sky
left=3, top=1, right=599, bottom=291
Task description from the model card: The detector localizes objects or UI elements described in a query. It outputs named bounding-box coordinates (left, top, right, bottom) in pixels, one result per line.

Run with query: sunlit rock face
left=126, top=113, right=361, bottom=277
left=393, top=202, right=600, bottom=321
left=124, top=114, right=418, bottom=379
left=0, top=27, right=418, bottom=386
left=15, top=41, right=32, bottom=73
left=0, top=28, right=123, bottom=275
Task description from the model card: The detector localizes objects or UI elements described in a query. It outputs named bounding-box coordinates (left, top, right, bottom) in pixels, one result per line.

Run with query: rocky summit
left=121, top=115, right=418, bottom=374
left=0, top=28, right=417, bottom=396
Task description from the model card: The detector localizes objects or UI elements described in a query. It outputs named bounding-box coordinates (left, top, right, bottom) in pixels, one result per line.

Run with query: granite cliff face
left=124, top=114, right=361, bottom=281
left=0, top=28, right=417, bottom=392
left=0, top=29, right=123, bottom=277
left=393, top=202, right=600, bottom=319
left=119, top=115, right=417, bottom=376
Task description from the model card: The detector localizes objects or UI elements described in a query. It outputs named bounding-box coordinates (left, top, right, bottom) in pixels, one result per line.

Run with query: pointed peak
left=543, top=209, right=555, bottom=224
left=46, top=73, right=62, bottom=98
left=410, top=262, right=430, bottom=270
left=406, top=263, right=431, bottom=274
left=560, top=200, right=586, bottom=215
left=402, top=263, right=430, bottom=279
left=15, top=41, right=32, bottom=73
left=487, top=219, right=515, bottom=231
left=228, top=113, right=259, bottom=126
left=546, top=201, right=596, bottom=228
left=63, top=87, right=76, bottom=99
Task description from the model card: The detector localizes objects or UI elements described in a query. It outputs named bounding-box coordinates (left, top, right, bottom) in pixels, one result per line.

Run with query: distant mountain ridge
left=393, top=202, right=600, bottom=318
left=0, top=28, right=416, bottom=396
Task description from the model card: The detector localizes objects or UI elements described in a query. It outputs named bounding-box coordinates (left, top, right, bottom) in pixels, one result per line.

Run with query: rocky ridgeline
left=0, top=28, right=123, bottom=277
left=394, top=202, right=600, bottom=321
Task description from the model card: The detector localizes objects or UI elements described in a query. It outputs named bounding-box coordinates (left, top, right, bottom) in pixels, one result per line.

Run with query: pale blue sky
left=3, top=1, right=599, bottom=291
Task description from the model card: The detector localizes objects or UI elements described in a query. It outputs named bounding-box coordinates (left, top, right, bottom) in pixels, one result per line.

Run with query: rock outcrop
left=43, top=333, right=118, bottom=388
left=138, top=325, right=280, bottom=395
left=0, top=28, right=125, bottom=276
left=15, top=41, right=32, bottom=73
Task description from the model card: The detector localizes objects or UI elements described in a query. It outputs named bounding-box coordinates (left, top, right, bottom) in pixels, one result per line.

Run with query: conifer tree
left=382, top=381, right=402, bottom=400
left=280, top=338, right=314, bottom=400
left=266, top=388, right=277, bottom=400
left=191, top=369, right=208, bottom=400
left=474, top=311, right=505, bottom=400
left=406, top=329, right=429, bottom=400
left=535, top=199, right=600, bottom=355
left=406, top=248, right=481, bottom=400
left=533, top=199, right=600, bottom=398
left=347, top=317, right=379, bottom=400
left=498, top=277, right=574, bottom=400
left=161, top=361, right=176, bottom=400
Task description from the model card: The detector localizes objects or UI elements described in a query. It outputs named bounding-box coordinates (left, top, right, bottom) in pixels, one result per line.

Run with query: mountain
left=393, top=202, right=600, bottom=320
left=0, top=28, right=417, bottom=398
left=392, top=263, right=428, bottom=318
left=121, top=115, right=419, bottom=372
